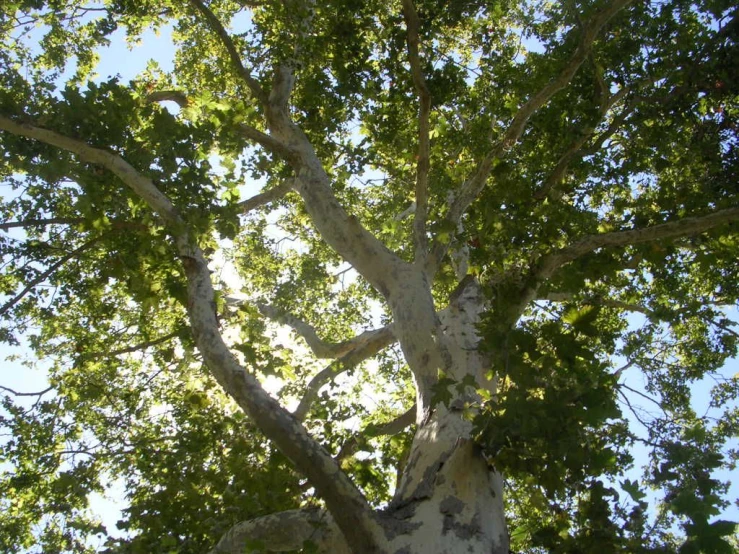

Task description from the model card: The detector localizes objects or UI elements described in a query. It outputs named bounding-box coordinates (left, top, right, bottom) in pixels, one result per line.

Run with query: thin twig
left=0, top=237, right=101, bottom=317
left=0, top=385, right=54, bottom=397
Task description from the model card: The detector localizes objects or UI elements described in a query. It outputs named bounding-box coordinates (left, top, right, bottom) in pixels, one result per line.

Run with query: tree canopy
left=1, top=0, right=738, bottom=553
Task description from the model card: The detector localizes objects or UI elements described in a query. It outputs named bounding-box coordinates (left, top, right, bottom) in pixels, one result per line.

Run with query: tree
left=1, top=0, right=738, bottom=552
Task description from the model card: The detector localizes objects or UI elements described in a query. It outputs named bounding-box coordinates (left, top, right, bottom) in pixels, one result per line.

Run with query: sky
left=1, top=6, right=738, bottom=549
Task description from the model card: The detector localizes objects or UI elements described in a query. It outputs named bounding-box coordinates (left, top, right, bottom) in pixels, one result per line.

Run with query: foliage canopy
left=1, top=0, right=739, bottom=553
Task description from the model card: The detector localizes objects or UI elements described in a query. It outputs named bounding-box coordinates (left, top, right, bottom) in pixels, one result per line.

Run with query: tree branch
left=507, top=207, right=739, bottom=326
left=0, top=114, right=383, bottom=552
left=545, top=293, right=739, bottom=340
left=293, top=326, right=396, bottom=421
left=235, top=121, right=297, bottom=158
left=0, top=236, right=100, bottom=317
left=0, top=385, right=54, bottom=397
left=429, top=0, right=635, bottom=272
left=535, top=89, right=634, bottom=200
left=267, top=0, right=316, bottom=113
left=402, top=0, right=431, bottom=263
left=207, top=508, right=348, bottom=554
left=0, top=217, right=147, bottom=233
left=537, top=207, right=739, bottom=280
left=187, top=0, right=267, bottom=103
left=535, top=74, right=665, bottom=200
left=238, top=178, right=294, bottom=213
left=336, top=405, right=416, bottom=462
left=83, top=330, right=181, bottom=360
left=146, top=89, right=294, bottom=158
left=0, top=217, right=82, bottom=231
left=257, top=302, right=389, bottom=359
left=145, top=90, right=190, bottom=108
left=0, top=116, right=182, bottom=224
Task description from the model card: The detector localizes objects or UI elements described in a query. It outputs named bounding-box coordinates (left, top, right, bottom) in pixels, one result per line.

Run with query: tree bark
left=382, top=278, right=509, bottom=554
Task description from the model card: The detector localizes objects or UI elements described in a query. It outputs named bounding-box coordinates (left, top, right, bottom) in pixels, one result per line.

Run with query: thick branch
left=0, top=116, right=182, bottom=224
left=508, top=207, right=739, bottom=326
left=293, top=326, right=396, bottom=421
left=273, top=142, right=406, bottom=297
left=235, top=122, right=296, bottom=158
left=402, top=0, right=431, bottom=263
left=145, top=90, right=190, bottom=108
left=238, top=178, right=294, bottom=213
left=0, top=114, right=383, bottom=552
left=257, top=302, right=389, bottom=359
left=187, top=0, right=267, bottom=103
left=430, top=0, right=634, bottom=271
left=268, top=0, right=315, bottom=112
left=208, top=508, right=347, bottom=554
left=538, top=207, right=739, bottom=280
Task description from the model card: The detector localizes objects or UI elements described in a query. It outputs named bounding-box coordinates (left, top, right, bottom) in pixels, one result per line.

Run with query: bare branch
left=257, top=302, right=379, bottom=359
left=336, top=405, right=416, bottom=462
left=238, top=178, right=294, bottom=213
left=208, top=508, right=349, bottom=554
left=235, top=122, right=297, bottom=158
left=0, top=217, right=82, bottom=231
left=0, top=236, right=100, bottom=317
left=0, top=385, right=54, bottom=397
left=83, top=331, right=181, bottom=360
left=402, top=0, right=431, bottom=263
left=145, top=90, right=190, bottom=108
left=187, top=0, right=267, bottom=103
left=429, top=0, right=635, bottom=272
left=293, top=326, right=396, bottom=421
left=0, top=114, right=383, bottom=551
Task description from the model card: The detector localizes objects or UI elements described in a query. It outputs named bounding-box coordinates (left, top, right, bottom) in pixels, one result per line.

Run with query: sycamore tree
left=1, top=0, right=739, bottom=552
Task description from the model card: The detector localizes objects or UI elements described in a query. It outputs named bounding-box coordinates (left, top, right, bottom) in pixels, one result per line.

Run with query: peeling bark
left=207, top=509, right=350, bottom=554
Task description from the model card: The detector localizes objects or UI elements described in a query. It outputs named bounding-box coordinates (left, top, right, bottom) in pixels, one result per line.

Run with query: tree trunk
left=383, top=409, right=508, bottom=553
left=380, top=276, right=509, bottom=553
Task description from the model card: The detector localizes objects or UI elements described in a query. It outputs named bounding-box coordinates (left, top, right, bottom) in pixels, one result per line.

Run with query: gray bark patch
left=378, top=512, right=421, bottom=541
left=442, top=512, right=481, bottom=539
left=439, top=495, right=464, bottom=515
